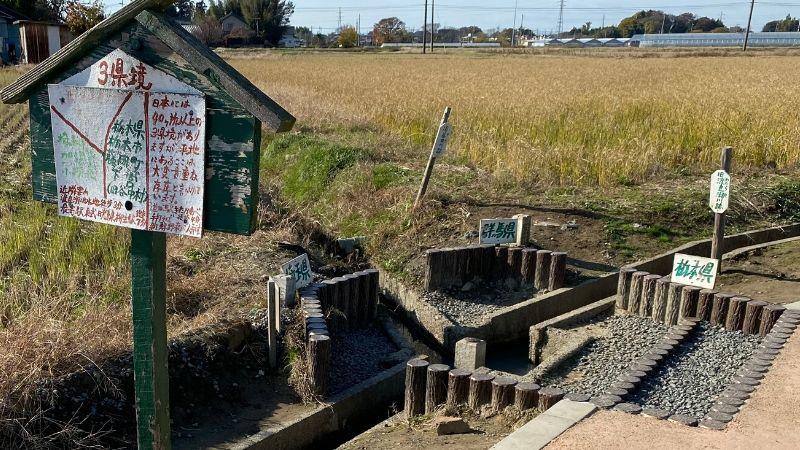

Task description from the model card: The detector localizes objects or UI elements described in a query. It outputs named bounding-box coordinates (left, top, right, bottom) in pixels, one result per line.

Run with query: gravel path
left=629, top=323, right=760, bottom=418
left=423, top=281, right=537, bottom=326
left=329, top=324, right=398, bottom=394
left=540, top=315, right=668, bottom=397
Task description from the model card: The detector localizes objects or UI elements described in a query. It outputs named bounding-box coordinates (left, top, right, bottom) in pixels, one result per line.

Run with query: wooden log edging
left=592, top=318, right=701, bottom=411
left=699, top=309, right=797, bottom=430
left=423, top=245, right=569, bottom=292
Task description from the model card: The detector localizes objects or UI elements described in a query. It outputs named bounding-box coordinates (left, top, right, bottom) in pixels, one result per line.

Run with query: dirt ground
left=339, top=410, right=535, bottom=450
left=717, top=239, right=800, bottom=304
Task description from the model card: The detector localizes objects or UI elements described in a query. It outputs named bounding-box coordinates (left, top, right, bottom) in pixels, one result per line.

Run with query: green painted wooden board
left=25, top=21, right=267, bottom=236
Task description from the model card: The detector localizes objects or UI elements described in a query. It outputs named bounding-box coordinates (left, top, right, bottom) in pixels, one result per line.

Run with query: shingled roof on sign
left=0, top=0, right=295, bottom=132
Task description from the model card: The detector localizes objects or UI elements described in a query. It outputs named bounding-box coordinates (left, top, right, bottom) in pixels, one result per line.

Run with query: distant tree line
left=763, top=15, right=800, bottom=32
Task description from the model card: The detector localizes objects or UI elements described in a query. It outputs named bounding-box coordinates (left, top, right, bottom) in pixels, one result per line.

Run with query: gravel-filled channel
left=423, top=281, right=537, bottom=326
left=629, top=323, right=761, bottom=418
left=540, top=315, right=668, bottom=397
left=329, top=324, right=398, bottom=394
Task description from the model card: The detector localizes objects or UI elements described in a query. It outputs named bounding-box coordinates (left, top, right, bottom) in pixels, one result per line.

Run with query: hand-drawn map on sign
left=672, top=253, right=718, bottom=289
left=479, top=218, right=518, bottom=245
left=48, top=85, right=206, bottom=237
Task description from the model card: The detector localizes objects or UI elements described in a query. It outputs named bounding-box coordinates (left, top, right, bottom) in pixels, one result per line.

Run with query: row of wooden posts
left=318, top=269, right=380, bottom=331
left=618, top=268, right=785, bottom=337
left=424, top=245, right=567, bottom=292
left=404, top=358, right=565, bottom=420
left=297, top=269, right=380, bottom=397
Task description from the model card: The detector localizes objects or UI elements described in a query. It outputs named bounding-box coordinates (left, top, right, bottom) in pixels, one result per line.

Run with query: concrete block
left=454, top=337, right=486, bottom=370
left=513, top=214, right=531, bottom=247
left=272, top=274, right=296, bottom=307
left=491, top=400, right=596, bottom=450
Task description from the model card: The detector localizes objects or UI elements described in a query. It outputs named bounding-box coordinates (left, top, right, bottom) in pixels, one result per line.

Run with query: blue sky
left=107, top=1, right=800, bottom=33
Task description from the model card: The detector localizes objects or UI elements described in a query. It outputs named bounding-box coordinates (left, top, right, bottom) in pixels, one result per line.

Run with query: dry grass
left=228, top=49, right=800, bottom=186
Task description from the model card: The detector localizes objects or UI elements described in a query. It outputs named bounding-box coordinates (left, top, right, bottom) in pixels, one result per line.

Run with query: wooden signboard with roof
left=0, top=0, right=294, bottom=448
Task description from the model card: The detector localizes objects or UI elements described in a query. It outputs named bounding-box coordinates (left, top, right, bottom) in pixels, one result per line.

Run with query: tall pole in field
left=743, top=0, right=755, bottom=51
left=557, top=0, right=565, bottom=36
left=430, top=0, right=435, bottom=52
left=423, top=0, right=428, bottom=53
left=711, top=147, right=733, bottom=271
left=511, top=0, right=518, bottom=47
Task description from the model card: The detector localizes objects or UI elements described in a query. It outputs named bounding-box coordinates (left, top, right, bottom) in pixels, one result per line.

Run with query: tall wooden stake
left=414, top=107, right=451, bottom=209
left=711, top=146, right=732, bottom=272
left=130, top=229, right=171, bottom=450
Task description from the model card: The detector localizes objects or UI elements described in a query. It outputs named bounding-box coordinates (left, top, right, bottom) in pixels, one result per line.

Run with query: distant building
left=630, top=32, right=800, bottom=48
left=525, top=37, right=630, bottom=48
left=16, top=21, right=70, bottom=64
left=279, top=26, right=299, bottom=48
left=0, top=5, right=26, bottom=64
left=219, top=13, right=249, bottom=36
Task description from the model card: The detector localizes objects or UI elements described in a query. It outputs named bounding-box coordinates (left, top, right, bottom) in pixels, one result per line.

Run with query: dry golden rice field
left=227, top=49, right=800, bottom=186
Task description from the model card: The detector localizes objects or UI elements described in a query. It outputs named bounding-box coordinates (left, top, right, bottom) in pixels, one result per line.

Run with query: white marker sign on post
left=709, top=169, right=731, bottom=214
left=479, top=218, right=518, bottom=245
left=282, top=253, right=313, bottom=289
left=48, top=85, right=206, bottom=237
left=431, top=122, right=452, bottom=157
left=671, top=253, right=718, bottom=289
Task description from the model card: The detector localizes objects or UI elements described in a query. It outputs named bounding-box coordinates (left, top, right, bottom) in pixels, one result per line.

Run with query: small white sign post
left=671, top=253, right=719, bottom=289
left=431, top=122, right=452, bottom=158
left=479, top=218, right=518, bottom=245
left=709, top=169, right=731, bottom=214
left=710, top=147, right=733, bottom=273
left=282, top=253, right=313, bottom=289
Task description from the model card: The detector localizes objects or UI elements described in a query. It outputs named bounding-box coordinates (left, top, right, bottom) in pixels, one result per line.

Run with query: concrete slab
left=785, top=301, right=800, bottom=311
left=491, top=400, right=596, bottom=450
left=544, top=399, right=598, bottom=422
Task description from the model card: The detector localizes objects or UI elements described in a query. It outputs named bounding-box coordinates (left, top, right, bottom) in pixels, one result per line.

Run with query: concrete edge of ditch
left=229, top=317, right=415, bottom=450
left=528, top=296, right=615, bottom=366
left=232, top=362, right=406, bottom=450
left=376, top=223, right=800, bottom=352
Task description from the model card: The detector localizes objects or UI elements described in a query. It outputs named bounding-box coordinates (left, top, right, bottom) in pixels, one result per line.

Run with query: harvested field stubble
left=228, top=50, right=800, bottom=186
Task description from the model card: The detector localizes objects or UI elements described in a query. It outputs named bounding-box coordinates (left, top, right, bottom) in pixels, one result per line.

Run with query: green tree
left=166, top=0, right=196, bottom=20
left=372, top=17, right=407, bottom=45
left=338, top=26, right=357, bottom=48
left=238, top=0, right=293, bottom=46
left=63, top=0, right=104, bottom=35
left=763, top=15, right=800, bottom=32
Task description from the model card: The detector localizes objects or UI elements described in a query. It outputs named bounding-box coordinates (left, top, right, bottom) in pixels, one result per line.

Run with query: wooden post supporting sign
left=130, top=229, right=170, bottom=450
left=414, top=107, right=452, bottom=209
left=710, top=147, right=732, bottom=272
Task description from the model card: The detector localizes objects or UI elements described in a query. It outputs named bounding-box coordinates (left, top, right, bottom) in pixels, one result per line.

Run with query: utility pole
left=430, top=0, right=435, bottom=52
left=743, top=0, right=755, bottom=51
left=511, top=0, right=518, bottom=47
left=357, top=14, right=361, bottom=47
left=338, top=7, right=342, bottom=32
left=423, top=0, right=428, bottom=53
left=661, top=13, right=666, bottom=34
left=557, top=0, right=565, bottom=37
